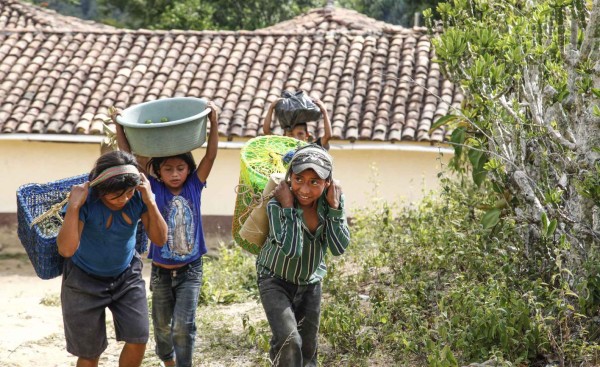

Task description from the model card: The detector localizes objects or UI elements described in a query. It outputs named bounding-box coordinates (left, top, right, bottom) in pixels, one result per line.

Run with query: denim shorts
left=61, top=254, right=149, bottom=359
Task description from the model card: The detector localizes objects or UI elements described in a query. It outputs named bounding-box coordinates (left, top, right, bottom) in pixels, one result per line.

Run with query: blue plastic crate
left=17, top=174, right=149, bottom=279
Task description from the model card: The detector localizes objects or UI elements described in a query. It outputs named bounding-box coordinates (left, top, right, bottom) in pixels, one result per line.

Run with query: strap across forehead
left=90, top=164, right=139, bottom=187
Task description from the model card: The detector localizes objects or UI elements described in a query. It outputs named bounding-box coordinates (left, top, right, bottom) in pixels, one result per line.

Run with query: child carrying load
left=115, top=101, right=219, bottom=367
left=57, top=150, right=168, bottom=367
left=263, top=91, right=332, bottom=150
left=256, top=144, right=350, bottom=366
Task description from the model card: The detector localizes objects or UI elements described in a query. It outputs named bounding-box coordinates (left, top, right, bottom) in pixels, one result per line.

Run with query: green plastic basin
left=116, top=97, right=210, bottom=157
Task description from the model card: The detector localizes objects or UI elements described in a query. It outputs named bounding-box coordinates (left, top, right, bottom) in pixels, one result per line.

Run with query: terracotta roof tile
left=0, top=0, right=461, bottom=143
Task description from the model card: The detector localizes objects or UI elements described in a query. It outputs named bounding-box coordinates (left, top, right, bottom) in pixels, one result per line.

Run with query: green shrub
left=319, top=178, right=600, bottom=366
left=200, top=243, right=257, bottom=305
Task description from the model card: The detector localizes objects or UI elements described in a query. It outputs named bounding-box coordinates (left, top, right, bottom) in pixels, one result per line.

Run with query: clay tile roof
left=0, top=0, right=114, bottom=31
left=0, top=0, right=462, bottom=143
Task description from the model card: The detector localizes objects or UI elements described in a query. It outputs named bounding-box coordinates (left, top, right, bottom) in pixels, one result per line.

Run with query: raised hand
left=68, top=181, right=90, bottom=209
left=326, top=179, right=342, bottom=209
left=207, top=101, right=219, bottom=124
left=273, top=180, right=294, bottom=208
left=136, top=173, right=154, bottom=204
left=311, top=97, right=326, bottom=113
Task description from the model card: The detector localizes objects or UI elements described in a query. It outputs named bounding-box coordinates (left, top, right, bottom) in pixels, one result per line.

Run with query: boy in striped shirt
left=256, top=144, right=350, bottom=367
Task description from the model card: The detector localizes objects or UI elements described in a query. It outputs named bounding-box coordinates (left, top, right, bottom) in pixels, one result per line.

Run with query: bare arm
left=313, top=98, right=332, bottom=149
left=197, top=101, right=220, bottom=183
left=114, top=114, right=150, bottom=175
left=262, top=98, right=282, bottom=136
left=138, top=173, right=168, bottom=245
left=57, top=182, right=89, bottom=257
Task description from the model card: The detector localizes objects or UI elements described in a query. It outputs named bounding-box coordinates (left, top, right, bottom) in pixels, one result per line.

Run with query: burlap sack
left=239, top=173, right=285, bottom=249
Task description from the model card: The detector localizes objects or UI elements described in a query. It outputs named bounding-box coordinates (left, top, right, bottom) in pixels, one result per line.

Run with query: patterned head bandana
left=90, top=164, right=140, bottom=187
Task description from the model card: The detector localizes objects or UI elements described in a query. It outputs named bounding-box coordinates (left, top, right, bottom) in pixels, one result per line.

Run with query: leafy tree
left=208, top=0, right=323, bottom=30
left=98, top=0, right=324, bottom=30
left=154, top=0, right=214, bottom=30
left=427, top=0, right=599, bottom=271
left=26, top=0, right=88, bottom=17
left=336, top=0, right=443, bottom=27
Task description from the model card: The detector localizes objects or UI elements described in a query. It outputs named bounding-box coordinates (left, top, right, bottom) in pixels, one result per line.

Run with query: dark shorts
left=61, top=254, right=149, bottom=359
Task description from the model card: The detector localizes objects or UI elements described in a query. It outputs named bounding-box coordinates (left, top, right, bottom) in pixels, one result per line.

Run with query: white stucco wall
left=0, top=137, right=453, bottom=216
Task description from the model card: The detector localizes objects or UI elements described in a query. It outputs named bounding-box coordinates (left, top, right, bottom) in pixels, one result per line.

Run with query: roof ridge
left=0, top=27, right=428, bottom=37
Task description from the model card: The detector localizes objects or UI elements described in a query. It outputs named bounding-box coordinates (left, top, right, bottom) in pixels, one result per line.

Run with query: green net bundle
left=232, top=136, right=306, bottom=254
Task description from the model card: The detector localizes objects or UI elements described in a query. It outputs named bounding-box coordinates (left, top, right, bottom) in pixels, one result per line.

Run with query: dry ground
left=0, top=225, right=264, bottom=367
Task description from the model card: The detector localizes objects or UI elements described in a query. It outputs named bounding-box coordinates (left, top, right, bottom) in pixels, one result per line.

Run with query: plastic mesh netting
left=232, top=136, right=306, bottom=254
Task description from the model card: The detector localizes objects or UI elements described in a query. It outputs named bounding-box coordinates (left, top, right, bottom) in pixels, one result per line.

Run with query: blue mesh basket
left=17, top=174, right=148, bottom=280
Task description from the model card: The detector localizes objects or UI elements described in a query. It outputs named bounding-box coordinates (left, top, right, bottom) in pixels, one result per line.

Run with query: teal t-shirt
left=71, top=190, right=147, bottom=277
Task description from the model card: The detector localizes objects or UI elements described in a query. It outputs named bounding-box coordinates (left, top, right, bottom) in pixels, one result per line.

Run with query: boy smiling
left=256, top=144, right=350, bottom=366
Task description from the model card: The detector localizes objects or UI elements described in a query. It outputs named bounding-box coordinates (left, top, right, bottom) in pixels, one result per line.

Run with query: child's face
left=159, top=157, right=191, bottom=189
left=287, top=125, right=309, bottom=142
left=290, top=169, right=329, bottom=207
left=101, top=188, right=136, bottom=211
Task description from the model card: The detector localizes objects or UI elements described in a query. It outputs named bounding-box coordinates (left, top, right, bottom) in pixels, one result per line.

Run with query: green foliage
left=336, top=0, right=443, bottom=27
left=317, top=179, right=600, bottom=366
left=241, top=314, right=271, bottom=365
left=320, top=299, right=376, bottom=357
left=200, top=244, right=257, bottom=305
left=576, top=160, right=600, bottom=205
left=155, top=0, right=214, bottom=32
left=208, top=0, right=322, bottom=30
left=97, top=0, right=325, bottom=30
left=25, top=0, right=85, bottom=17
left=427, top=0, right=600, bottom=263
left=31, top=0, right=445, bottom=29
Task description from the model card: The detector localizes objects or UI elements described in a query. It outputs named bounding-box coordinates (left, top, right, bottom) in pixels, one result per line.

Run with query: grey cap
left=290, top=145, right=333, bottom=179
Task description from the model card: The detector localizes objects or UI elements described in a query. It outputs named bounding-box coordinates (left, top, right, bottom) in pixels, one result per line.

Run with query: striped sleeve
left=324, top=194, right=351, bottom=256
left=266, top=200, right=304, bottom=259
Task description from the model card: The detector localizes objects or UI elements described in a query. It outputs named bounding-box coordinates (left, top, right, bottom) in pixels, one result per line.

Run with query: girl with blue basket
left=115, top=101, right=219, bottom=367
left=57, top=150, right=168, bottom=367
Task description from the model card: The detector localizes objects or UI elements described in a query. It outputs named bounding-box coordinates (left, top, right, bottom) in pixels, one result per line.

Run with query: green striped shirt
left=256, top=194, right=350, bottom=285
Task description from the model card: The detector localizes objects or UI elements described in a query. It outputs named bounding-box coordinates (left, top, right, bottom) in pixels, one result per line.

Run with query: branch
left=580, top=0, right=599, bottom=61
left=522, top=66, right=579, bottom=151
left=544, top=103, right=579, bottom=151
left=522, top=66, right=545, bottom=127
left=512, top=170, right=544, bottom=221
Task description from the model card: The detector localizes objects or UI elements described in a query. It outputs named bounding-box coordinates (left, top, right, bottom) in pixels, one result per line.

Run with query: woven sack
left=232, top=136, right=306, bottom=254
left=17, top=174, right=149, bottom=280
left=239, top=173, right=285, bottom=250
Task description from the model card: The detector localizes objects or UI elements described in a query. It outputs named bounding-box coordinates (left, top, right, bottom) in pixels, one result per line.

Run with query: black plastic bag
left=274, top=90, right=322, bottom=130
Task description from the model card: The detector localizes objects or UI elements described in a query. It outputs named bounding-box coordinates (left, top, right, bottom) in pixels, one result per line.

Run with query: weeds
left=39, top=293, right=60, bottom=307
left=174, top=177, right=600, bottom=366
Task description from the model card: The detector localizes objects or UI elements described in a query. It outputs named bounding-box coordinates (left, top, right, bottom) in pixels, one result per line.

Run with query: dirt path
left=0, top=228, right=154, bottom=367
left=0, top=227, right=78, bottom=367
left=0, top=226, right=263, bottom=367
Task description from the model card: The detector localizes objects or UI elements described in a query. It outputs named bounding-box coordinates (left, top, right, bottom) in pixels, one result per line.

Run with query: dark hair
left=89, top=150, right=141, bottom=198
left=147, top=153, right=196, bottom=181
left=287, top=123, right=308, bottom=133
